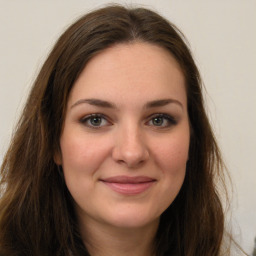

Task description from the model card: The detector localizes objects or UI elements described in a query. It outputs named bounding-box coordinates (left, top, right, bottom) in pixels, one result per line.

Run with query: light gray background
left=0, top=0, right=255, bottom=254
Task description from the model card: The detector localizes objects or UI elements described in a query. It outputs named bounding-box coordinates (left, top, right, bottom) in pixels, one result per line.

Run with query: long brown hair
left=0, top=5, right=232, bottom=256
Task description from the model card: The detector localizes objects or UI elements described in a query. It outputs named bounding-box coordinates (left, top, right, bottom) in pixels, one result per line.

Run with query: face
left=56, top=42, right=190, bottom=231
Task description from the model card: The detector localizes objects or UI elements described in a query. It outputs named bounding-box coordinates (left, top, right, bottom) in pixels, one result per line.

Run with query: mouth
left=99, top=176, right=156, bottom=195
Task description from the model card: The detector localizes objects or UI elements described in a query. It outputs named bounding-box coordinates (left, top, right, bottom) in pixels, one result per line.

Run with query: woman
left=0, top=5, right=240, bottom=256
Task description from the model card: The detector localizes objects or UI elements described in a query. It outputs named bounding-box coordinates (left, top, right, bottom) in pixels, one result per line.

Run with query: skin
left=56, top=42, right=190, bottom=256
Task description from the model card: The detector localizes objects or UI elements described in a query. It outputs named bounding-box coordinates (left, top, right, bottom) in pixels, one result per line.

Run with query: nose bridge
left=112, top=120, right=149, bottom=167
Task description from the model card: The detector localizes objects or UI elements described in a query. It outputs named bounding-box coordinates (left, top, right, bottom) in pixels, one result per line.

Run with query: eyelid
left=79, top=113, right=112, bottom=128
left=79, top=112, right=177, bottom=130
left=146, top=113, right=177, bottom=127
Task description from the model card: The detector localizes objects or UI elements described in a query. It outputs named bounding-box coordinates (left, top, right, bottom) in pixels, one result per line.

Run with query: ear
left=54, top=149, right=62, bottom=165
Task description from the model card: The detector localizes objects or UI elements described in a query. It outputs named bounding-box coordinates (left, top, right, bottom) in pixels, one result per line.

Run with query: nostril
left=111, top=128, right=149, bottom=168
left=112, top=144, right=149, bottom=168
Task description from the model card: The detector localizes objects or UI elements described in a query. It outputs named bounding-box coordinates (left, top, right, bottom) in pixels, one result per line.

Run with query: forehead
left=68, top=42, right=186, bottom=108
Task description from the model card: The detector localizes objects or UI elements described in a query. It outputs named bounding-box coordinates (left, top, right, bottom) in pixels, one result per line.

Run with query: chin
left=103, top=209, right=160, bottom=229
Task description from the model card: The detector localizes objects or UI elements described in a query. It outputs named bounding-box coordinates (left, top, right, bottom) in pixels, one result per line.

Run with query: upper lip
left=100, top=176, right=156, bottom=184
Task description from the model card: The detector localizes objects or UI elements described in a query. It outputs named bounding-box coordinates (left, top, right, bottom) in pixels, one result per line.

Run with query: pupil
left=91, top=117, right=101, bottom=126
left=153, top=117, right=163, bottom=126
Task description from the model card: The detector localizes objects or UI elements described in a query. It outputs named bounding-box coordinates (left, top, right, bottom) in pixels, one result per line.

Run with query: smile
left=100, top=176, right=156, bottom=195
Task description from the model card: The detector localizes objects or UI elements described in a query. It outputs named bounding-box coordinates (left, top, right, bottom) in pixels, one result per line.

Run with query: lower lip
left=102, top=181, right=155, bottom=195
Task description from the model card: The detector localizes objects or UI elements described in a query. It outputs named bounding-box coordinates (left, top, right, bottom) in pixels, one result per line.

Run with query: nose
left=112, top=125, right=149, bottom=168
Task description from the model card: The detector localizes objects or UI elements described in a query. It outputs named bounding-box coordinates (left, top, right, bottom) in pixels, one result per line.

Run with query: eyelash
left=80, top=114, right=111, bottom=129
left=146, top=113, right=177, bottom=128
left=79, top=113, right=177, bottom=129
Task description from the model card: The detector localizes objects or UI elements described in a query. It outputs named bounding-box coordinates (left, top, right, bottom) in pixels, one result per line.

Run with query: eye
left=80, top=114, right=111, bottom=128
left=147, top=114, right=177, bottom=128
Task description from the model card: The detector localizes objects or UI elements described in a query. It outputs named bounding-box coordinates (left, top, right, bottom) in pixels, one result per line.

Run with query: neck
left=79, top=217, right=159, bottom=256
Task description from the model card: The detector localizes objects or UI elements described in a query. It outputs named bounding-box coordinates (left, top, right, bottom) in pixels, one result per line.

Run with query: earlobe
left=54, top=150, right=62, bottom=165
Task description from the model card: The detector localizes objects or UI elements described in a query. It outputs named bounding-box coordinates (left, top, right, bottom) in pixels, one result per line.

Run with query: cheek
left=59, top=133, right=112, bottom=202
left=153, top=133, right=190, bottom=174
left=154, top=134, right=189, bottom=210
left=60, top=132, right=112, bottom=178
left=159, top=146, right=188, bottom=192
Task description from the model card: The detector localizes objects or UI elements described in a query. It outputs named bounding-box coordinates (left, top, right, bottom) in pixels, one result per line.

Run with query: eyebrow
left=144, top=99, right=183, bottom=109
left=71, top=98, right=117, bottom=109
left=71, top=98, right=183, bottom=109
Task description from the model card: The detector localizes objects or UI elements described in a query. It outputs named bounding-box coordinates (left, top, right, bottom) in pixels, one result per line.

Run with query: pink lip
left=100, top=176, right=156, bottom=195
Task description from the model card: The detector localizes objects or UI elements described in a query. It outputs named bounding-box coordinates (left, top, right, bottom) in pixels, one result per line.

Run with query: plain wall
left=0, top=0, right=255, bottom=254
